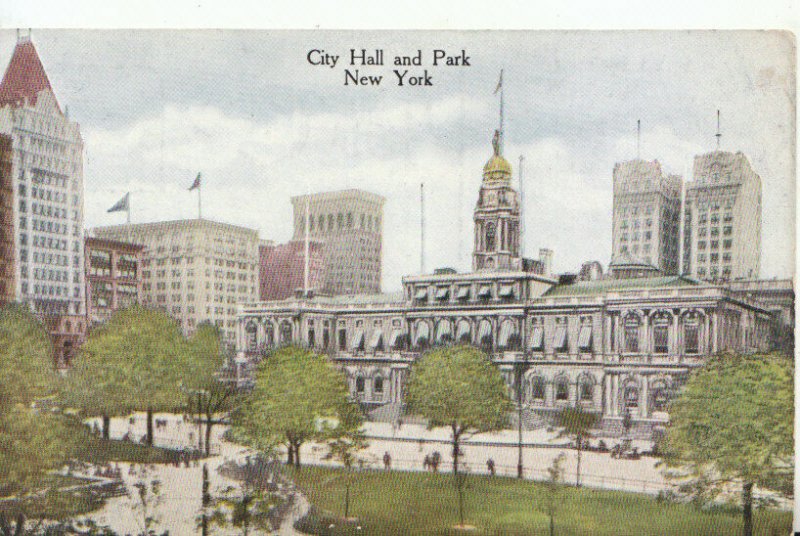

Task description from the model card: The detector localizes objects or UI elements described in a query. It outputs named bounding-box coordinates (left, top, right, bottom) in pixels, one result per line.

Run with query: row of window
left=303, top=211, right=382, bottom=234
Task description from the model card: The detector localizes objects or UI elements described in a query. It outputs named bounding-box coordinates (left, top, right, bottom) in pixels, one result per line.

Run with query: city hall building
left=235, top=132, right=773, bottom=434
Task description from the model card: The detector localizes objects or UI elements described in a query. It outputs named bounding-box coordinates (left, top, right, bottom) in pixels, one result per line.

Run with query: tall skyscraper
left=291, top=189, right=384, bottom=295
left=0, top=36, right=86, bottom=317
left=94, top=219, right=260, bottom=345
left=683, top=150, right=761, bottom=282
left=611, top=159, right=681, bottom=274
left=0, top=134, right=13, bottom=305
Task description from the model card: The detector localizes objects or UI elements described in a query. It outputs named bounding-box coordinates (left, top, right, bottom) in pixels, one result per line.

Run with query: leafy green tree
left=554, top=405, right=599, bottom=487
left=544, top=452, right=566, bottom=536
left=324, top=424, right=368, bottom=520
left=62, top=306, right=195, bottom=445
left=406, top=344, right=511, bottom=528
left=0, top=305, right=84, bottom=534
left=662, top=353, right=793, bottom=536
left=183, top=323, right=238, bottom=455
left=231, top=346, right=360, bottom=467
left=0, top=304, right=59, bottom=410
left=406, top=345, right=511, bottom=476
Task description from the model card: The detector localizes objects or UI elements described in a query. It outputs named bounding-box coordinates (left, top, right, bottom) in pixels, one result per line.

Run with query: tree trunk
left=550, top=512, right=554, bottom=536
left=201, top=464, right=210, bottom=536
left=345, top=480, right=350, bottom=519
left=576, top=436, right=582, bottom=488
left=102, top=414, right=110, bottom=440
left=742, top=481, right=753, bottom=536
left=457, top=476, right=465, bottom=527
left=146, top=408, right=154, bottom=446
left=452, top=426, right=460, bottom=475
left=294, top=442, right=301, bottom=467
left=205, top=419, right=213, bottom=456
left=287, top=443, right=294, bottom=466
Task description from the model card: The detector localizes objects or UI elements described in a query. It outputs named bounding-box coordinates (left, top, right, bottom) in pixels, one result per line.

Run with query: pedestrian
left=487, top=458, right=495, bottom=477
left=431, top=451, right=441, bottom=473
left=423, top=454, right=431, bottom=472
left=397, top=418, right=403, bottom=430
left=383, top=451, right=391, bottom=471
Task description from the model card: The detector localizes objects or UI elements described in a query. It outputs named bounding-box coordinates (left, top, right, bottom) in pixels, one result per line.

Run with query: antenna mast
left=715, top=109, right=722, bottom=150
left=420, top=182, right=425, bottom=274
left=518, top=155, right=525, bottom=260
left=303, top=195, right=310, bottom=296
left=637, top=119, right=641, bottom=159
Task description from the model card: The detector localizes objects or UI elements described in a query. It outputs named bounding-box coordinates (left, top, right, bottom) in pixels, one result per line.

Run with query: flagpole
left=127, top=193, right=131, bottom=224
left=198, top=184, right=202, bottom=220
left=499, top=68, right=504, bottom=154
left=303, top=194, right=310, bottom=297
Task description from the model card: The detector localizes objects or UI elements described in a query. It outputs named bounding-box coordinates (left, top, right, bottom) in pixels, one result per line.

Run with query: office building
left=85, top=236, right=144, bottom=326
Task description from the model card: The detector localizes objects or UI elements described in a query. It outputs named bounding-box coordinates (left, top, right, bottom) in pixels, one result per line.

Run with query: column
left=642, top=313, right=650, bottom=356
left=603, top=375, right=611, bottom=416
left=545, top=380, right=554, bottom=407
left=711, top=312, right=718, bottom=353
left=640, top=375, right=649, bottom=419
left=611, top=375, right=619, bottom=416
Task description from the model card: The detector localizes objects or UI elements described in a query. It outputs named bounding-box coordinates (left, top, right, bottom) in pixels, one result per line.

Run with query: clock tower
left=473, top=130, right=522, bottom=272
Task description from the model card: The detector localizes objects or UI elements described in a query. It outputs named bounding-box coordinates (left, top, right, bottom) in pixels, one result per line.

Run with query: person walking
left=383, top=451, right=392, bottom=471
left=487, top=458, right=496, bottom=477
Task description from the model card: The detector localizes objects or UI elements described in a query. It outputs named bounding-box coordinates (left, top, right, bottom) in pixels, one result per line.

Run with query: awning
left=435, top=321, right=452, bottom=342
left=369, top=330, right=383, bottom=350
left=456, top=321, right=471, bottom=341
left=529, top=326, right=544, bottom=350
left=553, top=325, right=567, bottom=350
left=414, top=288, right=428, bottom=300
left=351, top=329, right=364, bottom=351
left=498, top=285, right=514, bottom=298
left=578, top=325, right=592, bottom=350
left=498, top=322, right=516, bottom=347
left=389, top=329, right=404, bottom=349
left=456, top=286, right=470, bottom=300
left=477, top=285, right=492, bottom=298
left=477, top=321, right=492, bottom=342
left=435, top=287, right=450, bottom=300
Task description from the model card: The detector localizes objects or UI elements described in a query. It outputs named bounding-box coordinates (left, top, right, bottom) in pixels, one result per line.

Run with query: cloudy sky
left=0, top=30, right=793, bottom=289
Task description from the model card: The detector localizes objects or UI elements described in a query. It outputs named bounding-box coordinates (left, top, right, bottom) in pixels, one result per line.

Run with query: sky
left=0, top=30, right=794, bottom=290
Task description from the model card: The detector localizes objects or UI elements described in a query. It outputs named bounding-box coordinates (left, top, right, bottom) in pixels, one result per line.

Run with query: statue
left=492, top=129, right=501, bottom=156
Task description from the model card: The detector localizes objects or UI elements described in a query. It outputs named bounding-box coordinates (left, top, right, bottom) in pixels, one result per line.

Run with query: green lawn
left=290, top=467, right=792, bottom=536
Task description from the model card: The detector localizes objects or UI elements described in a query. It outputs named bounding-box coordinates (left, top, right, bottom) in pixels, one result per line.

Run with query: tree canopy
left=0, top=304, right=59, bottom=409
left=62, top=306, right=196, bottom=418
left=406, top=344, right=511, bottom=474
left=554, top=405, right=599, bottom=487
left=230, top=345, right=360, bottom=467
left=662, top=352, right=793, bottom=536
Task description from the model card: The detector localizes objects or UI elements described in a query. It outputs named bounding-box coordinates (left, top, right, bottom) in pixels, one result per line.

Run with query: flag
left=107, top=193, right=129, bottom=213
left=494, top=69, right=503, bottom=95
left=189, top=173, right=201, bottom=191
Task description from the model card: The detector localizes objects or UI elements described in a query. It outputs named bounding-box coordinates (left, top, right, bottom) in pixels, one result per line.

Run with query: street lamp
left=514, top=346, right=528, bottom=479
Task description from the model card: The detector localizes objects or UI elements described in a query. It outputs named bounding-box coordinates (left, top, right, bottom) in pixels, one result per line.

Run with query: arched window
left=478, top=319, right=493, bottom=352
left=652, top=311, right=671, bottom=354
left=623, top=313, right=641, bottom=353
left=456, top=319, right=471, bottom=344
left=64, top=320, right=72, bottom=333
left=279, top=321, right=292, bottom=344
left=623, top=380, right=639, bottom=409
left=435, top=320, right=452, bottom=346
left=531, top=376, right=546, bottom=401
left=328, top=214, right=334, bottom=230
left=337, top=213, right=344, bottom=229
left=486, top=221, right=496, bottom=251
left=245, top=321, right=258, bottom=352
left=683, top=312, right=701, bottom=355
left=578, top=375, right=594, bottom=402
left=263, top=321, right=274, bottom=347
left=498, top=319, right=519, bottom=351
left=415, top=321, right=430, bottom=351
left=347, top=212, right=353, bottom=228
left=318, top=215, right=325, bottom=231
left=374, top=376, right=384, bottom=394
left=650, top=379, right=670, bottom=411
left=555, top=377, right=569, bottom=401
left=355, top=377, right=365, bottom=394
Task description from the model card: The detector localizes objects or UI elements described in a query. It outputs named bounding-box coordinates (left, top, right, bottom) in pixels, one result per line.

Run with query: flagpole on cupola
left=495, top=69, right=504, bottom=154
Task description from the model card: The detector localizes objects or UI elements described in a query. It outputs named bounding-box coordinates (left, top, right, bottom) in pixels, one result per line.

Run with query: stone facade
left=684, top=151, right=761, bottom=282
left=611, top=159, right=681, bottom=274
left=94, top=219, right=260, bottom=345
left=84, top=236, right=144, bottom=326
left=291, top=190, right=384, bottom=295
left=0, top=134, right=13, bottom=305
left=236, top=133, right=773, bottom=435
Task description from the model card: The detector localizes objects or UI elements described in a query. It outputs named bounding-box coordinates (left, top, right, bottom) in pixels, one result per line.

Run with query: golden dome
left=483, top=154, right=512, bottom=181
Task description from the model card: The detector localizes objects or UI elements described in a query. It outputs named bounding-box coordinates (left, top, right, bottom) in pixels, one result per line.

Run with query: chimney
left=538, top=248, right=553, bottom=277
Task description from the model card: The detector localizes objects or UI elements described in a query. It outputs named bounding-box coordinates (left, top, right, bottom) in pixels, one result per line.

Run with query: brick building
left=259, top=239, right=325, bottom=300
left=85, top=236, right=144, bottom=326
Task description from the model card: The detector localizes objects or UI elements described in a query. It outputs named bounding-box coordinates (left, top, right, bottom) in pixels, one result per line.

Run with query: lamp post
left=514, top=354, right=528, bottom=479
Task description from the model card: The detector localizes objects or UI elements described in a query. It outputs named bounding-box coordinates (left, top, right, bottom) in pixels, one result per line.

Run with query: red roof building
left=259, top=240, right=325, bottom=300
left=0, top=37, right=60, bottom=111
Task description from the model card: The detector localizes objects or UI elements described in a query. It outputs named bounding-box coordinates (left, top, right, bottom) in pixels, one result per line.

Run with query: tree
left=183, top=323, right=238, bottom=456
left=230, top=346, right=360, bottom=468
left=62, top=306, right=196, bottom=445
left=405, top=344, right=511, bottom=528
left=324, top=420, right=368, bottom=520
left=0, top=305, right=84, bottom=534
left=544, top=452, right=566, bottom=536
left=554, top=405, right=599, bottom=487
left=662, top=353, right=793, bottom=536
